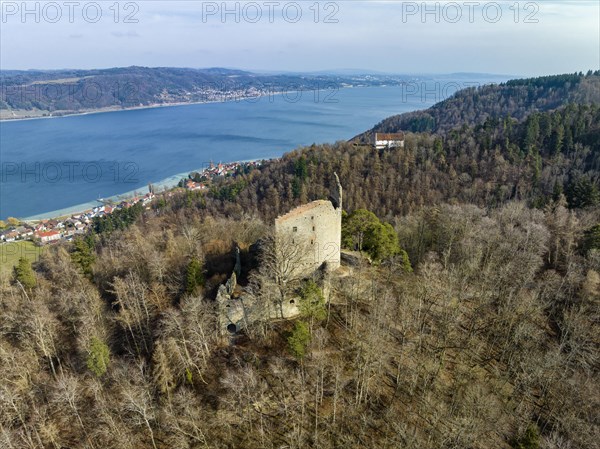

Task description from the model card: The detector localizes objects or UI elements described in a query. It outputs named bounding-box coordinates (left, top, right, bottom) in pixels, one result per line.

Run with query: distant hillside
left=0, top=66, right=405, bottom=119
left=0, top=66, right=253, bottom=85
left=167, top=73, right=600, bottom=223
left=355, top=71, right=600, bottom=142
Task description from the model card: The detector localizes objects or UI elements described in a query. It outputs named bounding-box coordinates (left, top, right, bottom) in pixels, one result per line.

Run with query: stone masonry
left=274, top=173, right=342, bottom=275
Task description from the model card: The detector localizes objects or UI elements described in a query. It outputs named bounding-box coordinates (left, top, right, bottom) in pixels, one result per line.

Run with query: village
left=180, top=160, right=261, bottom=191
left=2, top=135, right=411, bottom=249
left=0, top=192, right=157, bottom=245
left=0, top=160, right=261, bottom=247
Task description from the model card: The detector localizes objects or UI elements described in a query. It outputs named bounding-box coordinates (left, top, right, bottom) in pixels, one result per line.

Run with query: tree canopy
left=13, top=257, right=36, bottom=289
left=343, top=209, right=411, bottom=269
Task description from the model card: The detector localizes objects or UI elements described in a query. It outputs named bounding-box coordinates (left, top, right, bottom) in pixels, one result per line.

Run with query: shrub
left=13, top=257, right=36, bottom=289
left=186, top=257, right=205, bottom=294
left=512, top=425, right=540, bottom=449
left=299, top=280, right=326, bottom=322
left=287, top=321, right=311, bottom=360
left=86, top=337, right=110, bottom=377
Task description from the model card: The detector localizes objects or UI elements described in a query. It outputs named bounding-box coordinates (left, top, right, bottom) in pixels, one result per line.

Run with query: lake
left=0, top=78, right=505, bottom=220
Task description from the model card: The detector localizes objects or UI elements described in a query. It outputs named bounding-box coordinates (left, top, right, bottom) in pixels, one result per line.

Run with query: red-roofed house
left=374, top=132, right=405, bottom=150
left=36, top=230, right=61, bottom=243
left=185, top=180, right=205, bottom=191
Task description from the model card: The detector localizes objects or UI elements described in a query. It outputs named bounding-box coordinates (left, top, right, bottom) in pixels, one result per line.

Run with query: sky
left=0, top=0, right=598, bottom=76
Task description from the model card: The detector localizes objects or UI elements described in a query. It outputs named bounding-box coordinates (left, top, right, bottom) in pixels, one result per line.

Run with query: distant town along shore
left=0, top=160, right=264, bottom=247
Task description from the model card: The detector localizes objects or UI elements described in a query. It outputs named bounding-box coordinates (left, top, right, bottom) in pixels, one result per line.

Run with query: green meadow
left=0, top=241, right=45, bottom=275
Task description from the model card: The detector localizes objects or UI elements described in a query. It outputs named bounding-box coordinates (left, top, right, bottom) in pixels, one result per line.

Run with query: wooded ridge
left=2, top=72, right=599, bottom=449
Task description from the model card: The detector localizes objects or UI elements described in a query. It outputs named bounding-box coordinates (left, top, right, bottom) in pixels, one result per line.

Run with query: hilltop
left=182, top=73, right=600, bottom=222
left=1, top=72, right=598, bottom=449
left=354, top=71, right=600, bottom=141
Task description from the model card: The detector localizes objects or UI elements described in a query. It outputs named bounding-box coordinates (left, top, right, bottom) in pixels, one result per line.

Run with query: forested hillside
left=177, top=101, right=599, bottom=221
left=1, top=73, right=599, bottom=449
left=0, top=66, right=401, bottom=118
left=357, top=71, right=600, bottom=139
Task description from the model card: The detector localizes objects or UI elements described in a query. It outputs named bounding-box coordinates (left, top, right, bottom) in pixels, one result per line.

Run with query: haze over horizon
left=1, top=1, right=598, bottom=77
left=0, top=65, right=521, bottom=79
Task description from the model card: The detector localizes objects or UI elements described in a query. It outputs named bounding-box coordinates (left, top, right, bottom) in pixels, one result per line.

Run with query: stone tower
left=274, top=173, right=342, bottom=275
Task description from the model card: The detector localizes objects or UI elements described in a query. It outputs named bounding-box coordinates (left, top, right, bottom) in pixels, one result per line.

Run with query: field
left=0, top=241, right=45, bottom=275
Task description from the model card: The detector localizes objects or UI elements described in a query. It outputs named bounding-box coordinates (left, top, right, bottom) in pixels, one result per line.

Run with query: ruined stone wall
left=217, top=270, right=333, bottom=334
left=216, top=271, right=302, bottom=334
left=217, top=176, right=342, bottom=334
left=275, top=199, right=341, bottom=276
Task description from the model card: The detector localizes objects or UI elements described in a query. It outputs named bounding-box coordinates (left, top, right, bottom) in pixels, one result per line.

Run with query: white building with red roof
left=36, top=230, right=61, bottom=243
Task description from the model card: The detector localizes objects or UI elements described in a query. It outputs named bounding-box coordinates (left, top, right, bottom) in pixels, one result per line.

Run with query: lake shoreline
left=0, top=88, right=341, bottom=123
left=2, top=81, right=499, bottom=220
left=21, top=157, right=270, bottom=223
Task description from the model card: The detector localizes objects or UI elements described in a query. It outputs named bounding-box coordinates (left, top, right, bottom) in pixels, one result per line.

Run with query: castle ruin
left=274, top=173, right=342, bottom=275
left=216, top=174, right=343, bottom=333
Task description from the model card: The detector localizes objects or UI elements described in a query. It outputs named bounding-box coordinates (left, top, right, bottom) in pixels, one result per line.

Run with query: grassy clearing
left=0, top=241, right=45, bottom=275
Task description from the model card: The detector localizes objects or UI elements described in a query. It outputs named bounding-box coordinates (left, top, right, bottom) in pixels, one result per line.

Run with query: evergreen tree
left=186, top=257, right=205, bottom=294
left=13, top=257, right=36, bottom=289
left=287, top=321, right=311, bottom=360
left=524, top=115, right=540, bottom=151
left=291, top=177, right=302, bottom=199
left=566, top=177, right=600, bottom=208
left=71, top=236, right=96, bottom=278
left=342, top=209, right=380, bottom=252
left=343, top=209, right=410, bottom=264
left=364, top=221, right=401, bottom=262
left=582, top=224, right=600, bottom=254
left=551, top=124, right=564, bottom=155
left=552, top=182, right=564, bottom=201
left=86, top=337, right=110, bottom=377
left=294, top=156, right=308, bottom=181
left=152, top=341, right=176, bottom=396
left=298, top=280, right=326, bottom=323
left=512, top=425, right=540, bottom=449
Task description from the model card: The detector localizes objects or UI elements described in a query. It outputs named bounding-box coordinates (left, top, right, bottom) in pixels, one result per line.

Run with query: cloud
left=0, top=1, right=597, bottom=75
left=111, top=31, right=140, bottom=38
